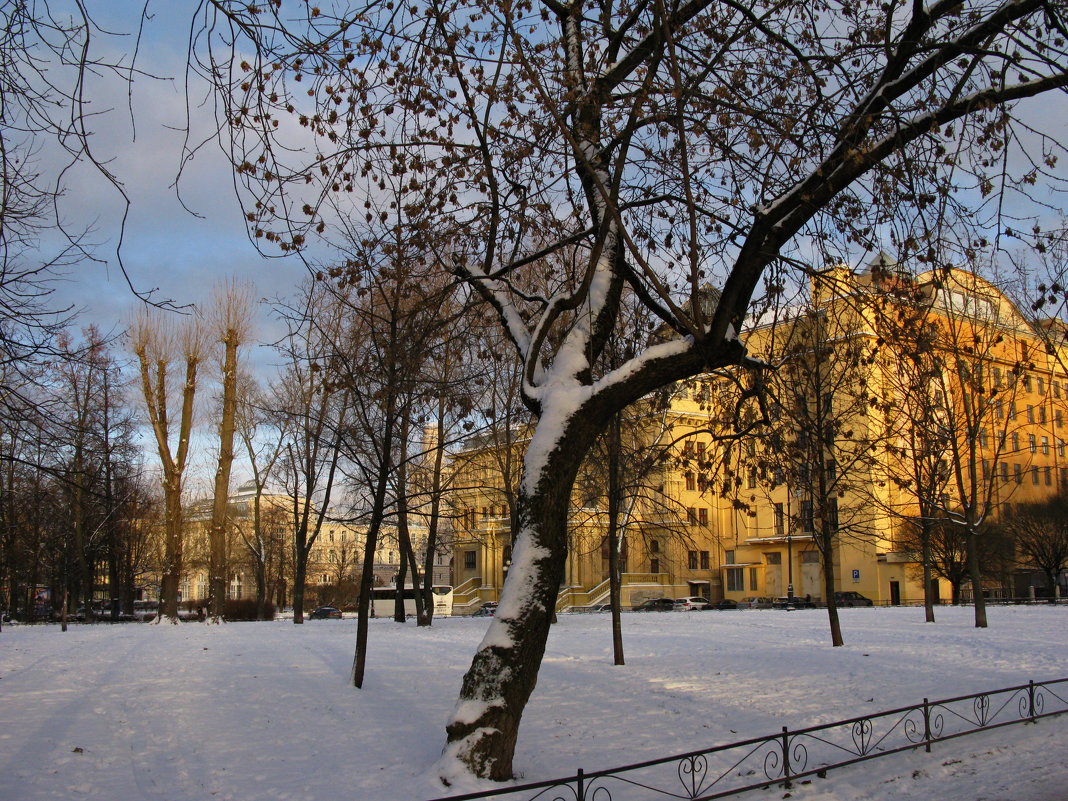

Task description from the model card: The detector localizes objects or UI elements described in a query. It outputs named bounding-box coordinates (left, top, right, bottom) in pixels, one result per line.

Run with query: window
left=725, top=549, right=735, bottom=564
left=651, top=557, right=660, bottom=574
left=1038, top=376, right=1046, bottom=395
left=328, top=530, right=335, bottom=543
left=747, top=467, right=757, bottom=489
left=1056, top=380, right=1062, bottom=399
left=765, top=552, right=782, bottom=565
left=1029, top=434, right=1037, bottom=454
left=1057, top=409, right=1064, bottom=428
left=800, top=500, right=814, bottom=533
left=1045, top=466, right=1052, bottom=485
left=1060, top=439, right=1066, bottom=458
left=1012, top=432, right=1020, bottom=452
left=1032, top=465, right=1040, bottom=485
left=995, top=399, right=1003, bottom=419
left=1062, top=467, right=1068, bottom=488
left=994, top=367, right=1003, bottom=387
left=826, top=459, right=837, bottom=481
left=688, top=550, right=698, bottom=570
left=774, top=503, right=785, bottom=537
left=699, top=508, right=708, bottom=527
left=464, top=551, right=476, bottom=570
left=749, top=567, right=759, bottom=591
left=696, top=441, right=707, bottom=462
left=1040, top=406, right=1047, bottom=425
left=978, top=429, right=988, bottom=448
left=1000, top=461, right=1009, bottom=481
left=687, top=507, right=697, bottom=526
left=726, top=568, right=745, bottom=592
left=685, top=472, right=696, bottom=491
left=700, top=551, right=710, bottom=570
left=1014, top=463, right=1023, bottom=484
left=651, top=539, right=660, bottom=553
left=1027, top=405, right=1035, bottom=423
left=827, top=497, right=840, bottom=531
left=1042, top=436, right=1050, bottom=455
left=1009, top=401, right=1017, bottom=420
left=1025, top=375, right=1033, bottom=393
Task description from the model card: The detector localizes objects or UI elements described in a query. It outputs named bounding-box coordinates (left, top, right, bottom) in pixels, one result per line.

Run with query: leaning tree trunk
left=606, top=412, right=625, bottom=666
left=442, top=410, right=600, bottom=782
left=965, top=529, right=988, bottom=628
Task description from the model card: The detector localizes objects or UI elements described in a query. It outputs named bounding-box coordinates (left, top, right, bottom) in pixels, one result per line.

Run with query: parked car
left=673, top=596, right=712, bottom=611
left=737, top=596, right=773, bottom=609
left=712, top=599, right=739, bottom=610
left=772, top=595, right=817, bottom=609
left=633, top=598, right=676, bottom=612
left=589, top=604, right=613, bottom=613
left=472, top=602, right=498, bottom=617
left=309, top=606, right=343, bottom=619
left=834, top=591, right=874, bottom=607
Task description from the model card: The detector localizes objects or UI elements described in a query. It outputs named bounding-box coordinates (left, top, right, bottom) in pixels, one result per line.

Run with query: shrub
left=223, top=599, right=276, bottom=621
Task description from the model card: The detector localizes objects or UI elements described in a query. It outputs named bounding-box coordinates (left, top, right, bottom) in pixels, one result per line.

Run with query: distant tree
left=130, top=311, right=203, bottom=622
left=204, top=281, right=255, bottom=622
left=272, top=279, right=350, bottom=625
left=755, top=277, right=881, bottom=646
left=1003, top=496, right=1068, bottom=598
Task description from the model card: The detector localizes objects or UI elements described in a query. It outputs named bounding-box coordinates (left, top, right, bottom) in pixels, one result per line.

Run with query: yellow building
left=720, top=262, right=1068, bottom=605
left=448, top=261, right=1068, bottom=611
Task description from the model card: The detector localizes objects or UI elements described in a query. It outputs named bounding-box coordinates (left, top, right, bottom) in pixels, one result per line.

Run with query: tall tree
left=130, top=311, right=203, bottom=622
left=273, top=279, right=350, bottom=625
left=205, top=281, right=255, bottom=622
left=1003, top=496, right=1068, bottom=598
left=196, top=0, right=1068, bottom=780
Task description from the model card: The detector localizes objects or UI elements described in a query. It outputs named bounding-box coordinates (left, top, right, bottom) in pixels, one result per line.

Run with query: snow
left=1, top=605, right=1066, bottom=801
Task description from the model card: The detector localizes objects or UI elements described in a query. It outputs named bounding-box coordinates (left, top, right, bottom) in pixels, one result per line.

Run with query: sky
left=38, top=2, right=310, bottom=359
left=1, top=605, right=1065, bottom=801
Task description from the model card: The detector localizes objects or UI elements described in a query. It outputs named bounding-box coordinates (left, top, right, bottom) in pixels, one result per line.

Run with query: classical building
left=447, top=261, right=1068, bottom=612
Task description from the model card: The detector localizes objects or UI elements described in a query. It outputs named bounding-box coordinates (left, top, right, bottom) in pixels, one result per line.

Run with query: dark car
left=472, top=602, right=498, bottom=617
left=834, top=591, right=874, bottom=607
left=712, top=599, right=739, bottom=610
left=309, top=606, right=342, bottom=619
left=633, top=598, right=676, bottom=612
left=772, top=596, right=817, bottom=609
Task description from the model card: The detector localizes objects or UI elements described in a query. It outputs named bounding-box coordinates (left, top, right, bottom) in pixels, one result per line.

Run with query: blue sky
left=40, top=2, right=309, bottom=359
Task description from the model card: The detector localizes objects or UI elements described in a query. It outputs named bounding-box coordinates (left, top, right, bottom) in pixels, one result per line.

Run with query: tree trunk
left=821, top=527, right=844, bottom=647
left=160, top=481, right=184, bottom=622
left=921, top=525, right=936, bottom=623
left=292, top=551, right=307, bottom=624
left=442, top=409, right=599, bottom=781
left=606, top=412, right=625, bottom=666
left=965, top=529, right=988, bottom=628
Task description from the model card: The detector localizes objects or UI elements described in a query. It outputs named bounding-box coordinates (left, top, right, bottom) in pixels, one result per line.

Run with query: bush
left=223, top=599, right=276, bottom=621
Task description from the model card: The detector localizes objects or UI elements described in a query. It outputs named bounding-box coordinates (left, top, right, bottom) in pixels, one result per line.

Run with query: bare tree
left=130, top=311, right=203, bottom=622
left=195, top=0, right=1068, bottom=780
left=204, top=281, right=255, bottom=621
left=273, top=279, right=349, bottom=625
left=1002, top=496, right=1068, bottom=599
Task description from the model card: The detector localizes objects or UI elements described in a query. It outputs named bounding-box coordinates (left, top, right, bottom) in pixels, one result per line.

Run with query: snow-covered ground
left=1, top=605, right=1065, bottom=801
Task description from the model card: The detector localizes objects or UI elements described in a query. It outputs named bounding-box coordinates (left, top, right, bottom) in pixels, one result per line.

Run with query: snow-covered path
left=1, top=605, right=1065, bottom=800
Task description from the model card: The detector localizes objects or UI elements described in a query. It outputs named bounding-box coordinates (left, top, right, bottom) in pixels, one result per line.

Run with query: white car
left=673, top=596, right=712, bottom=611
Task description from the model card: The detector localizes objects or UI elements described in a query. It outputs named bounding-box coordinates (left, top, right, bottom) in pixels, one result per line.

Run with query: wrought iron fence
left=425, top=677, right=1068, bottom=801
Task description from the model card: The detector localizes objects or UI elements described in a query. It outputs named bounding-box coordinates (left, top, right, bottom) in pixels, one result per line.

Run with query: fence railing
left=424, top=677, right=1068, bottom=801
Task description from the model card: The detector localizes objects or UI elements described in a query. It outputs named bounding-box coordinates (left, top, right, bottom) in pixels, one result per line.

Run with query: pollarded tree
left=204, top=281, right=256, bottom=622
left=194, top=0, right=1068, bottom=781
left=130, top=311, right=204, bottom=623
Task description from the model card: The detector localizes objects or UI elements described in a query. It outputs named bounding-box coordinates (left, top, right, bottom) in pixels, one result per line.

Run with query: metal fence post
left=781, top=726, right=792, bottom=789
left=923, top=698, right=931, bottom=753
left=576, top=768, right=585, bottom=801
left=1028, top=681, right=1036, bottom=722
